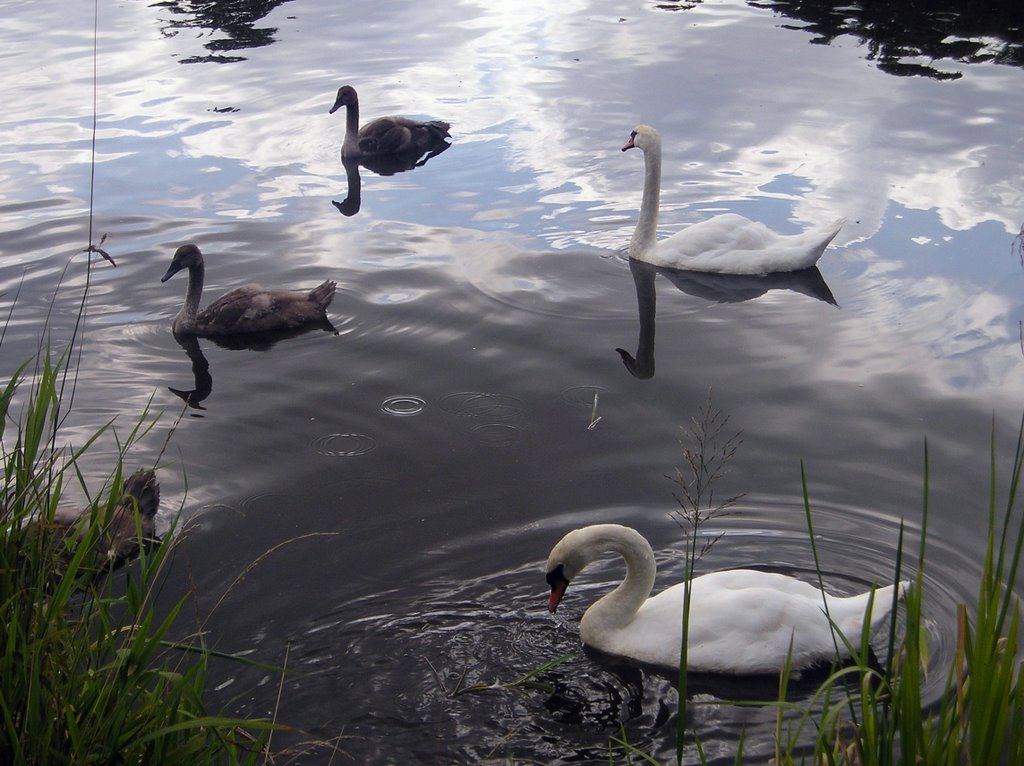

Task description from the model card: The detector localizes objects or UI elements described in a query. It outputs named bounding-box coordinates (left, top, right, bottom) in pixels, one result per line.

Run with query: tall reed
left=610, top=412, right=1024, bottom=765
left=668, top=393, right=743, bottom=764
left=0, top=319, right=277, bottom=763
left=769, top=417, right=1024, bottom=764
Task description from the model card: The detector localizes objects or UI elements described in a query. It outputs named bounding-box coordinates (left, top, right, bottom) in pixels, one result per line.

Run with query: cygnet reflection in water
left=168, top=323, right=337, bottom=410
left=332, top=139, right=452, bottom=217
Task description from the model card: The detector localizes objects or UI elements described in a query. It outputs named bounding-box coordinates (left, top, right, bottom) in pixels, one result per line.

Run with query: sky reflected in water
left=1, top=0, right=1023, bottom=762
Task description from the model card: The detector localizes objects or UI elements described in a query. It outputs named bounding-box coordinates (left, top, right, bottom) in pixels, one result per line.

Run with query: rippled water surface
left=3, top=0, right=1023, bottom=762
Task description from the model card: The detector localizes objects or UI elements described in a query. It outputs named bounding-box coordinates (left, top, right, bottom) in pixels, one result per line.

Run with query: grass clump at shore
left=780, top=421, right=1024, bottom=765
left=608, top=408, right=1024, bottom=765
left=0, top=338, right=278, bottom=764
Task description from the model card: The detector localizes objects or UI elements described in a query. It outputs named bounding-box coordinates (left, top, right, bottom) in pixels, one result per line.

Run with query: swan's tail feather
left=789, top=217, right=846, bottom=271
left=809, top=217, right=846, bottom=255
left=867, top=579, right=909, bottom=633
left=309, top=280, right=337, bottom=310
left=822, top=217, right=846, bottom=243
left=836, top=579, right=910, bottom=637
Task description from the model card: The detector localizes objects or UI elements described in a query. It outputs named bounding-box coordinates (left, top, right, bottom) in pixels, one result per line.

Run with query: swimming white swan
left=329, top=85, right=451, bottom=159
left=622, top=125, right=845, bottom=275
left=161, top=244, right=336, bottom=336
left=545, top=524, right=908, bottom=674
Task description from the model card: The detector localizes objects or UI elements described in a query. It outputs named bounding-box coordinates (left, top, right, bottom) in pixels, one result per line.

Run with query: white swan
left=329, top=85, right=451, bottom=160
left=622, top=125, right=845, bottom=275
left=161, top=244, right=336, bottom=336
left=545, top=524, right=908, bottom=674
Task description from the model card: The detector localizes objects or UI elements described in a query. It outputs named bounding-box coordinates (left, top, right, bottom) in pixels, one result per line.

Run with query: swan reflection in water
left=617, top=258, right=837, bottom=380
left=332, top=142, right=452, bottom=217
left=169, top=319, right=337, bottom=410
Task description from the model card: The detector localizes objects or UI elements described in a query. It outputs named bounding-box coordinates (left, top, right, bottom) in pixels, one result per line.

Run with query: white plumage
left=545, top=524, right=907, bottom=674
left=622, top=125, right=845, bottom=275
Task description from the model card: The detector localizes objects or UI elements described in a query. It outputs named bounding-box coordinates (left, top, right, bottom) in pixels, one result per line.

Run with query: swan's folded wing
left=627, top=571, right=839, bottom=673
left=195, top=285, right=264, bottom=331
left=657, top=214, right=768, bottom=257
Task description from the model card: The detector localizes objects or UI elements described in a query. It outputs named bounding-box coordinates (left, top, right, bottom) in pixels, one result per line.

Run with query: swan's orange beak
left=621, top=136, right=636, bottom=152
left=546, top=565, right=570, bottom=612
left=548, top=580, right=568, bottom=612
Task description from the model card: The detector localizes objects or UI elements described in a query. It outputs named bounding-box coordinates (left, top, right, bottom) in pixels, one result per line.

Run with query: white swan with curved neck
left=545, top=524, right=907, bottom=674
left=622, top=125, right=845, bottom=275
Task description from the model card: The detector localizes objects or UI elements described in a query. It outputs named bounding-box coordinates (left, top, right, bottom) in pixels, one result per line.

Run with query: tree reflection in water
left=153, top=0, right=294, bottom=64
left=751, top=0, right=1024, bottom=80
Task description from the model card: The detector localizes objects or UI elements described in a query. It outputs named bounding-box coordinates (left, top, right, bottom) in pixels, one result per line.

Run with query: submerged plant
left=426, top=653, right=574, bottom=698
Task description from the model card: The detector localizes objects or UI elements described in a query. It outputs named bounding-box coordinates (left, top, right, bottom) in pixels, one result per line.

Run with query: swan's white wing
left=599, top=570, right=845, bottom=673
left=649, top=216, right=845, bottom=275
left=658, top=214, right=772, bottom=256
left=684, top=574, right=840, bottom=672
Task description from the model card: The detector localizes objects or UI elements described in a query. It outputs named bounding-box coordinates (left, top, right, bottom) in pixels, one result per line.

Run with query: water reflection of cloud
left=829, top=250, right=1020, bottom=393
left=599, top=4, right=1023, bottom=242
left=4, top=0, right=1024, bottom=246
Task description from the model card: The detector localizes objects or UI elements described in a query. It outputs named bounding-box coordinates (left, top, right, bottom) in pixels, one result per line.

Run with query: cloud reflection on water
left=4, top=0, right=1022, bottom=253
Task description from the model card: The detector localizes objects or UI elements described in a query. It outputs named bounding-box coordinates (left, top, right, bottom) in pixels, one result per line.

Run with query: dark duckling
left=49, top=469, right=161, bottom=566
left=161, top=243, right=336, bottom=336
left=329, top=84, right=450, bottom=159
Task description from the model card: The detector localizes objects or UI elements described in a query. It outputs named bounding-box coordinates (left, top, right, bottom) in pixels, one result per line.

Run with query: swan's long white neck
left=575, top=525, right=657, bottom=638
left=630, top=137, right=662, bottom=260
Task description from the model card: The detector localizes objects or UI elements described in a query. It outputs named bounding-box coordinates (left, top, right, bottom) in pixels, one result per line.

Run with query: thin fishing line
left=59, top=0, right=103, bottom=426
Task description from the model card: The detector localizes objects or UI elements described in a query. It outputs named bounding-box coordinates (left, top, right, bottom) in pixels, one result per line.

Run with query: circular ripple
left=122, top=320, right=177, bottom=352
left=313, top=433, right=378, bottom=457
left=560, top=385, right=606, bottom=409
left=239, top=493, right=289, bottom=512
left=439, top=392, right=524, bottom=420
left=380, top=395, right=427, bottom=417
left=464, top=247, right=645, bottom=321
left=470, top=422, right=523, bottom=447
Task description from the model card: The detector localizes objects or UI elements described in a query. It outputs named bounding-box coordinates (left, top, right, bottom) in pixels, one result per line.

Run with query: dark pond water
left=2, top=0, right=1023, bottom=762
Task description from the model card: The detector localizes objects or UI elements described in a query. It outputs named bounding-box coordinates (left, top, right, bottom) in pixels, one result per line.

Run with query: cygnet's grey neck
left=343, top=103, right=361, bottom=155
left=179, top=262, right=205, bottom=327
